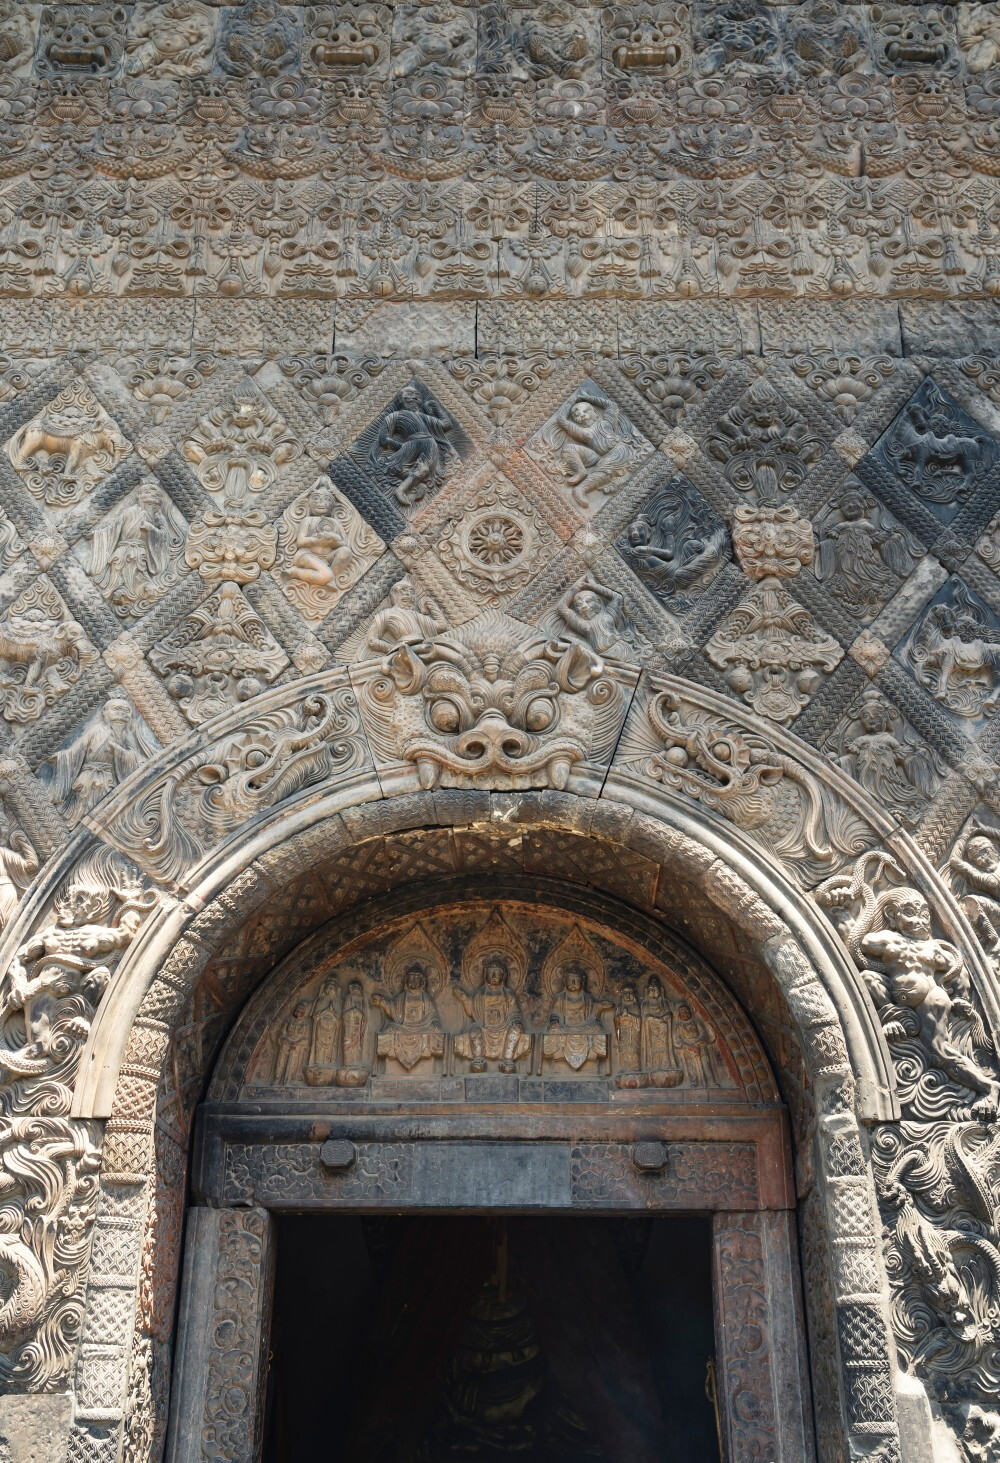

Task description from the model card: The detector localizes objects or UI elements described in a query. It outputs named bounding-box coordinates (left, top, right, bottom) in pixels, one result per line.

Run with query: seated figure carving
left=543, top=964, right=614, bottom=1071
left=454, top=954, right=531, bottom=1073
left=372, top=963, right=445, bottom=1073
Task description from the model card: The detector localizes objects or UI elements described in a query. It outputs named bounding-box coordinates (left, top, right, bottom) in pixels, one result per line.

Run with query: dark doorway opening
left=263, top=1213, right=720, bottom=1463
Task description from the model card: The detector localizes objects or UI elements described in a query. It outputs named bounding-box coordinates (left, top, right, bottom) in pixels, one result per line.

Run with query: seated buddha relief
left=246, top=904, right=742, bottom=1098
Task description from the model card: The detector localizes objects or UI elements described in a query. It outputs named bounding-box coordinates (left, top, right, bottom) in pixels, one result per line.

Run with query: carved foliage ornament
left=622, top=685, right=871, bottom=882
left=437, top=481, right=557, bottom=601
left=731, top=503, right=814, bottom=581
left=183, top=384, right=301, bottom=505
left=706, top=576, right=843, bottom=725
left=148, top=581, right=289, bottom=725
left=706, top=378, right=823, bottom=499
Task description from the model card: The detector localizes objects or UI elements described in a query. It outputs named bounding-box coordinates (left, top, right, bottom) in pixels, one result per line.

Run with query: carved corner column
left=165, top=1207, right=275, bottom=1463
left=712, top=1210, right=815, bottom=1463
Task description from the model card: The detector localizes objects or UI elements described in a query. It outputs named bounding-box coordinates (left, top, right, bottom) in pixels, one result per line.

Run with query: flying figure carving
left=368, top=387, right=458, bottom=506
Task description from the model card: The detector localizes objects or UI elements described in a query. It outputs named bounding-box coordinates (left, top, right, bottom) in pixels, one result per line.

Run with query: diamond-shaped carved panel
left=5, top=381, right=132, bottom=509
left=526, top=380, right=654, bottom=518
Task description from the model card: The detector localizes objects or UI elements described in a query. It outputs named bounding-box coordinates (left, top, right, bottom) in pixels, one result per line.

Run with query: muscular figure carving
left=861, top=889, right=999, bottom=1119
left=368, top=387, right=457, bottom=506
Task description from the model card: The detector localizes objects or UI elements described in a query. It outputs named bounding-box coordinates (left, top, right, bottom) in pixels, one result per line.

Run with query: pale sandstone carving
left=606, top=6, right=688, bottom=75
left=84, top=483, right=187, bottom=618
left=373, top=966, right=445, bottom=1072
left=5, top=2, right=1000, bottom=1457
left=277, top=355, right=387, bottom=425
left=826, top=688, right=944, bottom=827
left=454, top=915, right=531, bottom=1073
left=390, top=4, right=476, bottom=80
left=528, top=385, right=652, bottom=509
left=541, top=927, right=612, bottom=1072
left=185, top=503, right=278, bottom=586
left=274, top=480, right=384, bottom=623
left=628, top=686, right=871, bottom=880
left=183, top=387, right=301, bottom=503
left=249, top=904, right=742, bottom=1092
left=0, top=803, right=38, bottom=934
left=814, top=487, right=919, bottom=620
left=365, top=577, right=448, bottom=655
left=819, top=853, right=1000, bottom=1120
left=149, top=582, right=288, bottom=725
left=947, top=824, right=1000, bottom=969
left=358, top=608, right=635, bottom=789
left=36, top=3, right=128, bottom=76
left=0, top=849, right=154, bottom=1388
left=873, top=1120, right=1000, bottom=1430
left=0, top=0, right=35, bottom=73
left=706, top=578, right=843, bottom=725
left=731, top=504, right=814, bottom=581
left=0, top=581, right=95, bottom=727
left=6, top=383, right=132, bottom=510
left=125, top=0, right=217, bottom=79
left=306, top=4, right=391, bottom=74
left=46, top=696, right=159, bottom=827
left=551, top=573, right=635, bottom=661
left=122, top=355, right=217, bottom=424
left=706, top=379, right=823, bottom=499
left=958, top=3, right=1000, bottom=73
left=111, top=688, right=365, bottom=883
left=436, top=483, right=555, bottom=602
left=218, top=0, right=300, bottom=77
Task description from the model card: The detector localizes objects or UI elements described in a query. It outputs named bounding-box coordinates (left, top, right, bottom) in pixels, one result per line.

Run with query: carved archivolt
left=0, top=703, right=988, bottom=1463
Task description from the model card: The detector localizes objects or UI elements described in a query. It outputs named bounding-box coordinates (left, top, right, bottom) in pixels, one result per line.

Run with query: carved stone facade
left=1, top=3, right=1000, bottom=1462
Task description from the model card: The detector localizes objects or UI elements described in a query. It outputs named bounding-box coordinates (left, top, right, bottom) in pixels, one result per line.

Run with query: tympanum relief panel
left=216, top=899, right=773, bottom=1104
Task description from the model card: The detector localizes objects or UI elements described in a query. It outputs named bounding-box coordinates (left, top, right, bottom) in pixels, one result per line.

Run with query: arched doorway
left=165, top=881, right=812, bottom=1463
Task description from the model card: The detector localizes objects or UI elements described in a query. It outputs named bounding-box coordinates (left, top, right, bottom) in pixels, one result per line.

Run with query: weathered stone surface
left=2, top=4, right=1000, bottom=1463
